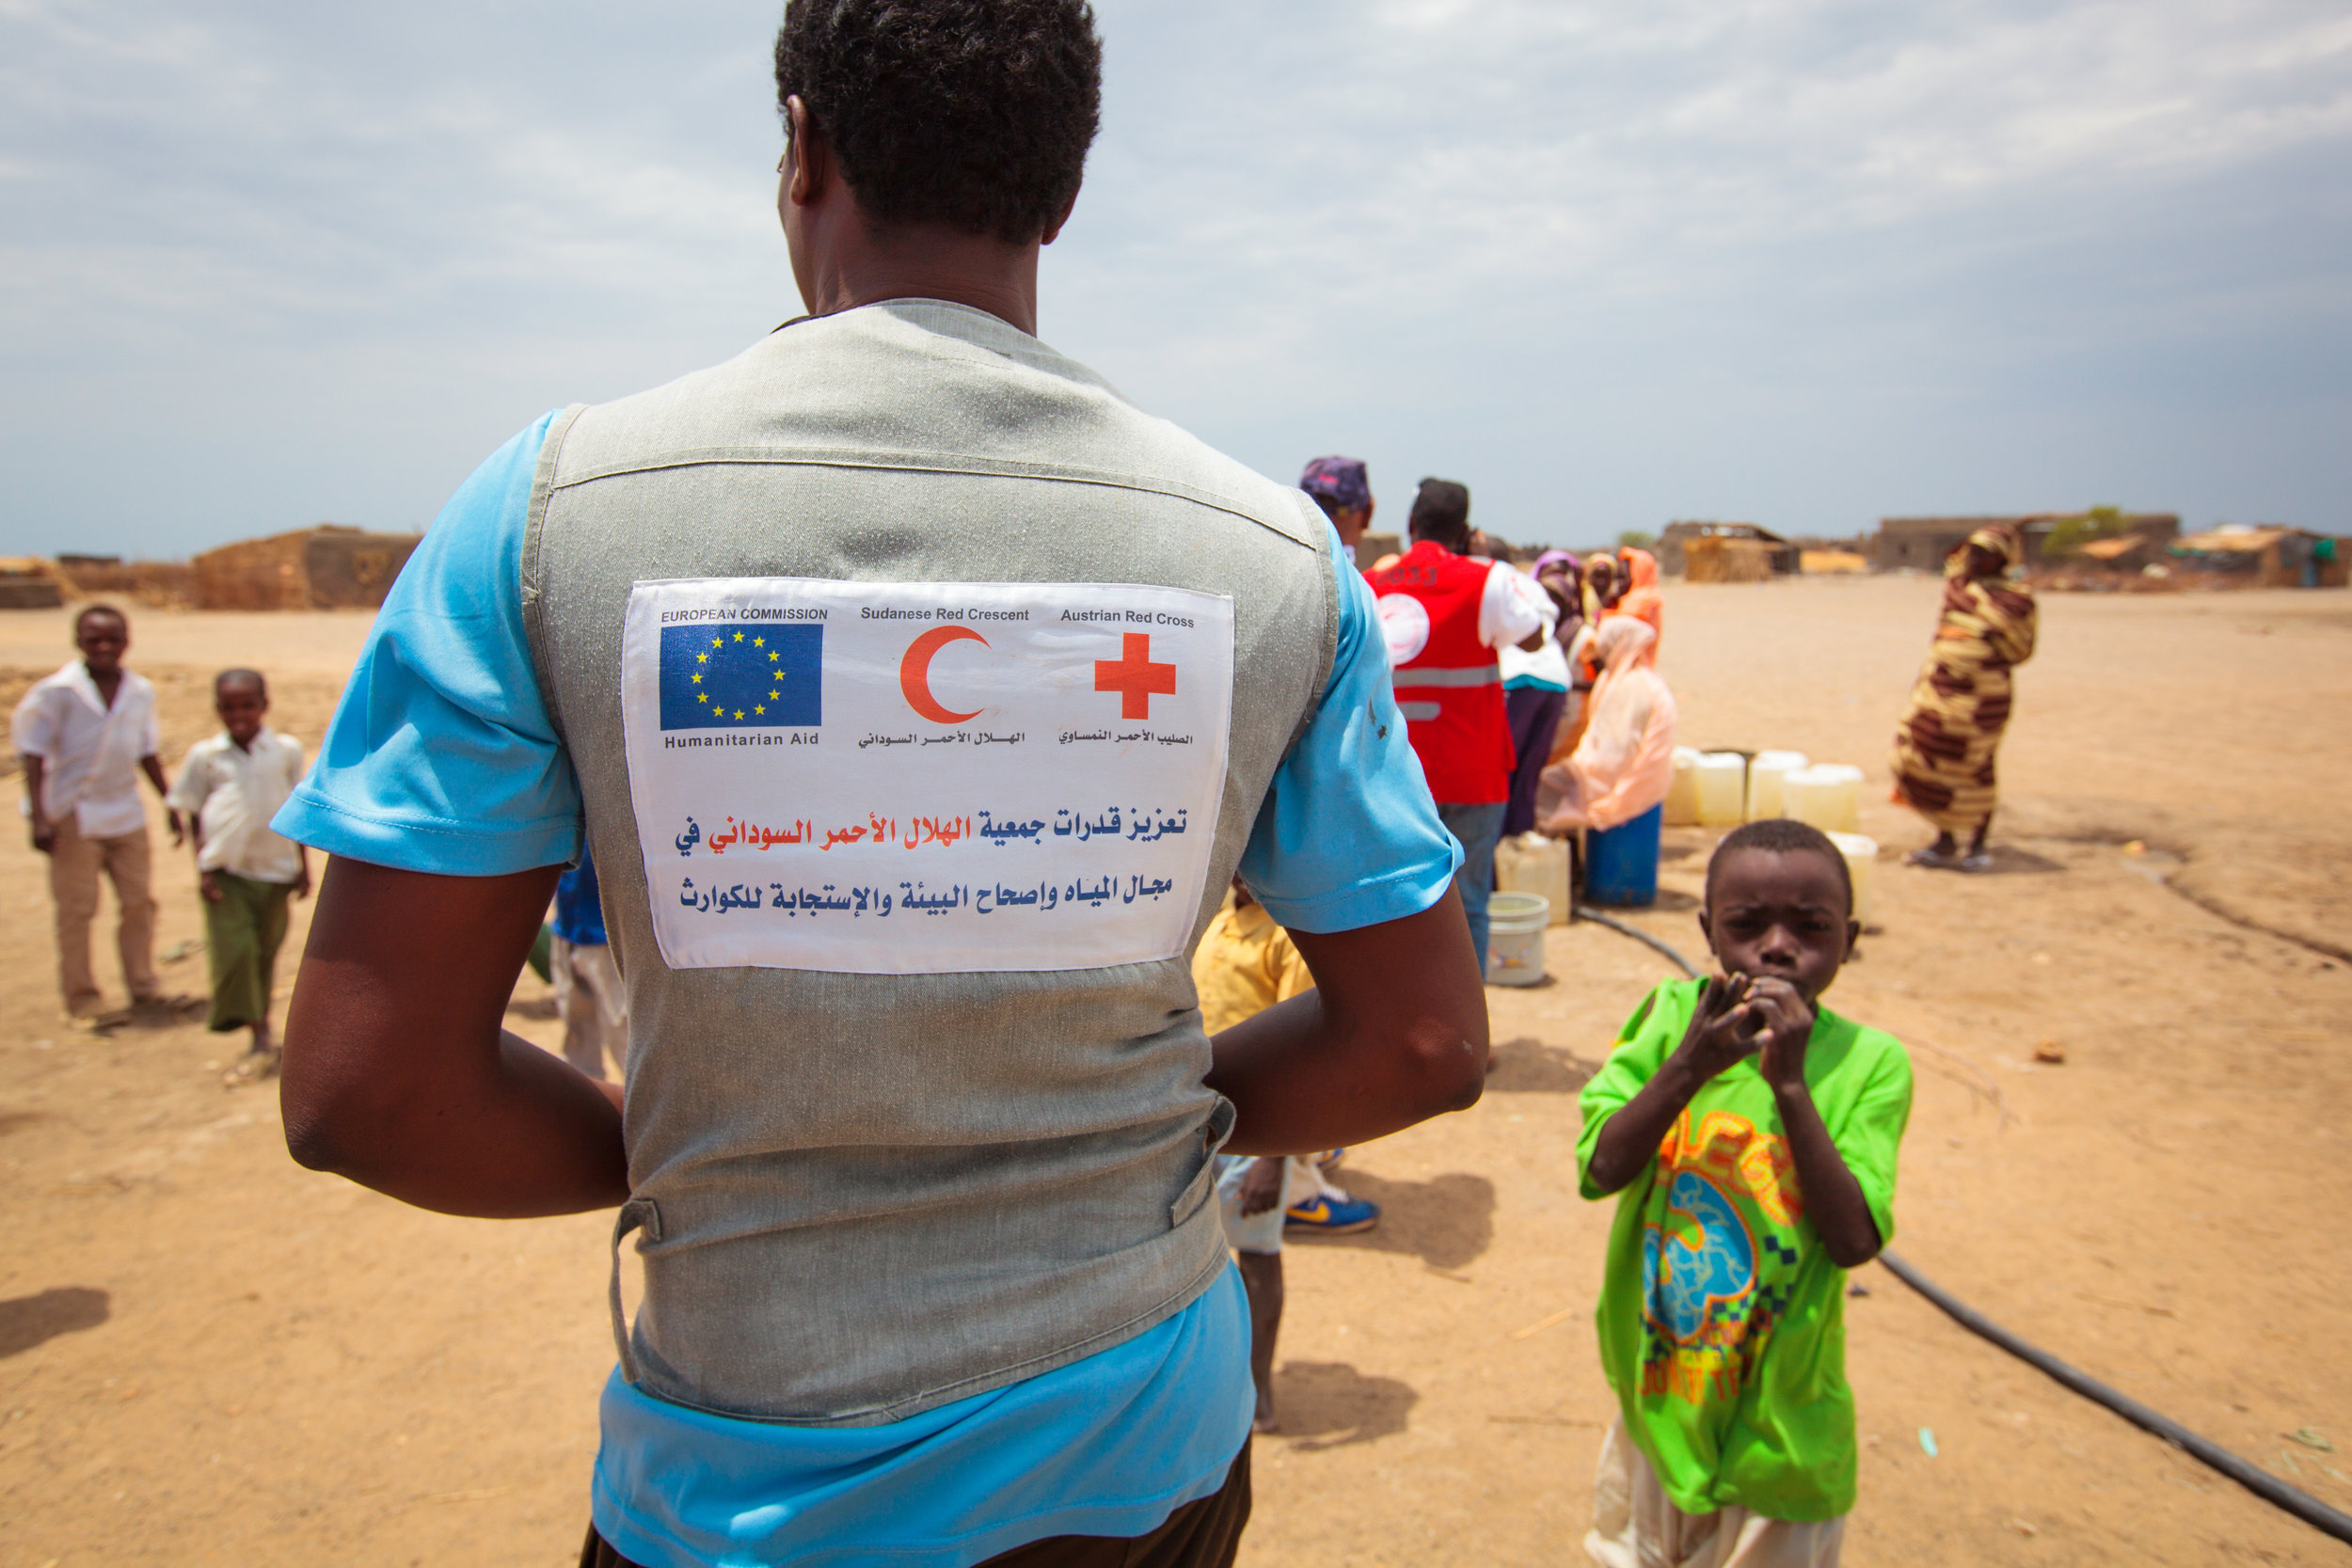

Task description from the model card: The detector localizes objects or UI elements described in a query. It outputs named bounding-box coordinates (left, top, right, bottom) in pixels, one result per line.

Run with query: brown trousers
left=581, top=1442, right=1249, bottom=1568
left=47, top=817, right=158, bottom=1016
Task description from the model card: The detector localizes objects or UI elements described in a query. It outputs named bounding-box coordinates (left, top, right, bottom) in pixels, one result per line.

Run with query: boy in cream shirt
left=167, top=671, right=310, bottom=1084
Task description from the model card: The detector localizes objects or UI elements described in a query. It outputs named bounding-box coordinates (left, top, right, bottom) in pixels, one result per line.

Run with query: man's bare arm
left=138, top=755, right=183, bottom=846
left=280, top=856, right=627, bottom=1217
left=22, top=755, right=52, bottom=852
left=1207, top=884, right=1487, bottom=1155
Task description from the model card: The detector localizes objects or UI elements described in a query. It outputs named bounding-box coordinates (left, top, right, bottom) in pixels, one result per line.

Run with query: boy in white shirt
left=12, top=605, right=183, bottom=1022
left=167, top=670, right=310, bottom=1084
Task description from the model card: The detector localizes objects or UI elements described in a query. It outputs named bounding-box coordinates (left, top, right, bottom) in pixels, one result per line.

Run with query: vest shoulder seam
left=546, top=446, right=1321, bottom=551
left=521, top=404, right=591, bottom=748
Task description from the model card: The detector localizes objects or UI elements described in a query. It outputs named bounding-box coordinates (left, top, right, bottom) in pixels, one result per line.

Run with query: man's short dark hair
left=73, top=603, right=127, bottom=637
left=1706, top=817, right=1853, bottom=918
left=1408, top=478, right=1471, bottom=551
left=215, top=668, right=267, bottom=699
left=774, top=0, right=1103, bottom=245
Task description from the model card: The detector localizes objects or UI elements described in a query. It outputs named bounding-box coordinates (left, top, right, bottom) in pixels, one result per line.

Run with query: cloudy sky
left=3, top=0, right=2346, bottom=557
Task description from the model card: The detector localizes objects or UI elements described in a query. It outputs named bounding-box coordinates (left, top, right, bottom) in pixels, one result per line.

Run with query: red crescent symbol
left=900, top=625, right=988, bottom=723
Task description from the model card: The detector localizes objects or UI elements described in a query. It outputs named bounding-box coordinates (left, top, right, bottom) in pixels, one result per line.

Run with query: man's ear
left=1844, top=916, right=1862, bottom=959
left=1695, top=904, right=1719, bottom=959
left=1040, top=188, right=1082, bottom=246
left=783, top=96, right=829, bottom=207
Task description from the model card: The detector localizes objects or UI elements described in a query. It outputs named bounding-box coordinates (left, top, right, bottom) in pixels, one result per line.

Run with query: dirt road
left=2, top=583, right=2347, bottom=1566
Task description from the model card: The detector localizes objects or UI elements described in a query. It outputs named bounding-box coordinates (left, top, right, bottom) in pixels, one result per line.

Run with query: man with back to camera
left=269, top=5, right=1487, bottom=1566
left=1367, top=479, right=1553, bottom=976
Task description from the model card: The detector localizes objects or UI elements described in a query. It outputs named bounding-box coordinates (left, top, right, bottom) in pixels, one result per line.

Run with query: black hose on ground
left=1569, top=903, right=2352, bottom=1546
left=1876, top=1250, right=2352, bottom=1544
left=1573, top=906, right=1702, bottom=977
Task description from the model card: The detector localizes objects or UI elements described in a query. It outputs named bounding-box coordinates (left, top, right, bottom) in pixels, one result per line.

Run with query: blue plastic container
left=1585, top=803, right=1662, bottom=907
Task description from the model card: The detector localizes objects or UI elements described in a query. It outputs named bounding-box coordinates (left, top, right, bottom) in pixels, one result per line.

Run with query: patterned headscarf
left=1298, top=456, right=1371, bottom=513
left=1947, top=523, right=2023, bottom=579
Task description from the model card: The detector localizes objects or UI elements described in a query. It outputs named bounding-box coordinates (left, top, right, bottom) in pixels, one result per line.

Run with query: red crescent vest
left=1368, top=541, right=1513, bottom=804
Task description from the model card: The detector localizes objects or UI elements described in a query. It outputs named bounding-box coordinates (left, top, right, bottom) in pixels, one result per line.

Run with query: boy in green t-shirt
left=1577, top=819, right=1913, bottom=1566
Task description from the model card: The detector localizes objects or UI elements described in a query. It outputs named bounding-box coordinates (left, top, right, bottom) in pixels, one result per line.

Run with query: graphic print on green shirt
left=1576, top=977, right=1914, bottom=1522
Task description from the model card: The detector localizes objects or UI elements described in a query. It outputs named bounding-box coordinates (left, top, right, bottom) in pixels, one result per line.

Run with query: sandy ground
left=1, top=581, right=2348, bottom=1567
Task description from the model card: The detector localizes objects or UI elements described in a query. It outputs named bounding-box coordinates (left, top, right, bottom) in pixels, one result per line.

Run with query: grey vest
left=521, top=300, right=1337, bottom=1424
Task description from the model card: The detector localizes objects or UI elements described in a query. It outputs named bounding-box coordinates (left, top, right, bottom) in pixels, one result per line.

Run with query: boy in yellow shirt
left=1191, top=881, right=1380, bottom=1431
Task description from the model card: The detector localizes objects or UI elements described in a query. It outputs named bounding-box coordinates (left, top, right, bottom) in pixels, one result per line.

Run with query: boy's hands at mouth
left=1676, top=975, right=1764, bottom=1079
left=1737, top=974, right=1817, bottom=1089
left=1676, top=974, right=1817, bottom=1087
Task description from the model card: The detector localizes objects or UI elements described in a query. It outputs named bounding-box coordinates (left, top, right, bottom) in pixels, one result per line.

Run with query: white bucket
left=1695, top=752, right=1747, bottom=826
left=1494, top=832, right=1571, bottom=926
left=1784, top=764, right=1864, bottom=833
left=1485, top=892, right=1550, bottom=986
left=1662, top=747, right=1704, bottom=826
left=1746, top=750, right=1810, bottom=820
left=1825, top=831, right=1877, bottom=927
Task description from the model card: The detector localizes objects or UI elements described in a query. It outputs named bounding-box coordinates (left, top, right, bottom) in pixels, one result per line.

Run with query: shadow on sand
left=1286, top=1168, right=1495, bottom=1272
left=1267, top=1360, right=1419, bottom=1451
left=1485, top=1037, right=1603, bottom=1096
left=0, top=1287, right=110, bottom=1359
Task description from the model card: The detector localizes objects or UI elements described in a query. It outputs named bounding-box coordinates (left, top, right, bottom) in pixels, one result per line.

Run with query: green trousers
left=204, top=871, right=294, bottom=1033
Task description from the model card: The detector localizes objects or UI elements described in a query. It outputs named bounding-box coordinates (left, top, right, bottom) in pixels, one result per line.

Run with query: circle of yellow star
left=753, top=637, right=766, bottom=647
left=733, top=709, right=745, bottom=721
left=696, top=652, right=708, bottom=664
left=733, top=632, right=744, bottom=641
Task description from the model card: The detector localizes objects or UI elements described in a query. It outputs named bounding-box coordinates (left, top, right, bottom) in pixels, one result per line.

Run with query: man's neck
left=798, top=221, right=1043, bottom=338
left=84, top=663, right=123, bottom=705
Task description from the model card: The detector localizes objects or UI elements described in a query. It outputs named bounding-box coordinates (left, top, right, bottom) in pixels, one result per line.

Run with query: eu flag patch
left=660, top=624, right=822, bottom=729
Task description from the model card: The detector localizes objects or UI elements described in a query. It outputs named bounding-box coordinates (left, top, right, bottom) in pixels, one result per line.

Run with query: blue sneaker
left=1285, top=1190, right=1380, bottom=1235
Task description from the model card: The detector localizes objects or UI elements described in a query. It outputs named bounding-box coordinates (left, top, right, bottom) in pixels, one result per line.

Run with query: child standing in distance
left=167, top=672, right=309, bottom=1085
left=1577, top=819, right=1911, bottom=1566
left=550, top=843, right=628, bottom=1081
left=1191, top=879, right=1379, bottom=1433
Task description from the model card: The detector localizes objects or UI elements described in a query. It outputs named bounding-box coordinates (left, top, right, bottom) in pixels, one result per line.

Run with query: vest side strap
left=608, top=1196, right=661, bottom=1385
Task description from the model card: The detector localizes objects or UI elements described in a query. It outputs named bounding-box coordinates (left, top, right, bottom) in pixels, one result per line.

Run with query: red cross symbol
left=1094, top=631, right=1177, bottom=719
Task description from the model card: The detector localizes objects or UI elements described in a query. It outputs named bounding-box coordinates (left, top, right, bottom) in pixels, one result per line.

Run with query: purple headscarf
left=1298, top=456, right=1372, bottom=513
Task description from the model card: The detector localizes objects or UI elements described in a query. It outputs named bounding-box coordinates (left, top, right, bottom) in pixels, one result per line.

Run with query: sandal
left=222, top=1045, right=283, bottom=1088
left=1903, top=847, right=1964, bottom=871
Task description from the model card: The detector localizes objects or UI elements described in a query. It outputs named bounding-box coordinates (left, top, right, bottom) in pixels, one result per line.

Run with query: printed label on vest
left=621, top=578, right=1235, bottom=974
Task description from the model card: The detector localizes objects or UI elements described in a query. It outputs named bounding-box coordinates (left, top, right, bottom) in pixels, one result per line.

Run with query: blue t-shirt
left=553, top=844, right=607, bottom=946
left=275, top=413, right=1462, bottom=1568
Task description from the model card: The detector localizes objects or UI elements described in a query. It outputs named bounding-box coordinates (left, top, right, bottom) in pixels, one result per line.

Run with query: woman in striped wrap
left=1892, top=523, right=2037, bottom=870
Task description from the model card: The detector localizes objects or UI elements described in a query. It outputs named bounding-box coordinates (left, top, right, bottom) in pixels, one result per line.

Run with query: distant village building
left=1656, top=521, right=1798, bottom=577
left=0, top=558, right=67, bottom=610
left=1871, top=514, right=2180, bottom=571
left=2167, top=527, right=2344, bottom=589
left=193, top=525, right=422, bottom=611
